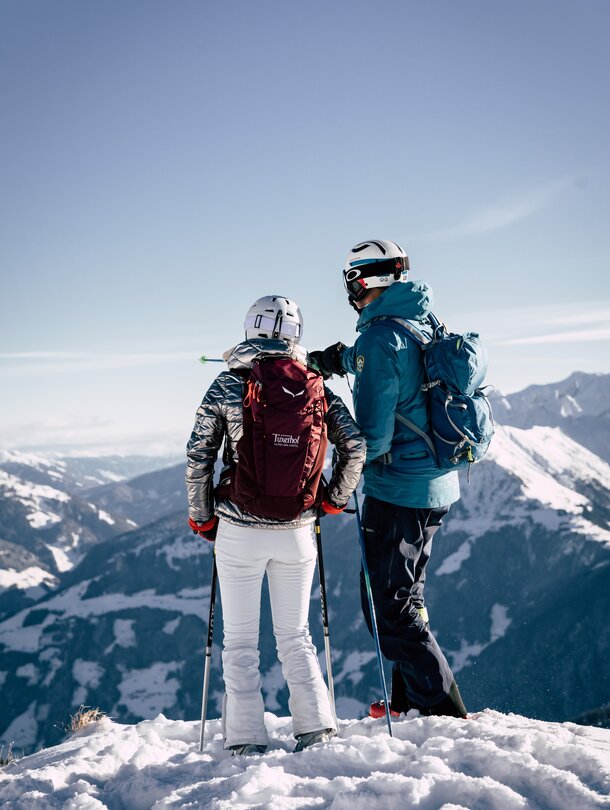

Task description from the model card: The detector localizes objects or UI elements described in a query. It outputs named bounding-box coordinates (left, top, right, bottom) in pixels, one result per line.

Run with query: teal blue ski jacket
left=341, top=281, right=460, bottom=509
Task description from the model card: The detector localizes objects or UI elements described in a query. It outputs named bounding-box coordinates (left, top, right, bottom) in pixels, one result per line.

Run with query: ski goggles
left=244, top=313, right=302, bottom=340
left=343, top=256, right=410, bottom=302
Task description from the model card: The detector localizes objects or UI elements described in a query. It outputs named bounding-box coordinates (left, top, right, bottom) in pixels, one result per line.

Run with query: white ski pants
left=214, top=518, right=335, bottom=748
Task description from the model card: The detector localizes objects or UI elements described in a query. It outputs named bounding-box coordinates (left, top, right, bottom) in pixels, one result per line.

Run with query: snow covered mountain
left=491, top=371, right=610, bottom=463
left=0, top=454, right=182, bottom=621
left=1, top=372, right=609, bottom=757
left=2, top=711, right=609, bottom=809
left=0, top=467, right=133, bottom=620
left=0, top=450, right=181, bottom=493
left=87, top=463, right=186, bottom=527
left=426, top=423, right=610, bottom=722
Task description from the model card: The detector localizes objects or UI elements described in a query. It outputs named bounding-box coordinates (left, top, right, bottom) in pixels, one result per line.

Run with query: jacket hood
left=223, top=338, right=308, bottom=372
left=356, top=280, right=434, bottom=332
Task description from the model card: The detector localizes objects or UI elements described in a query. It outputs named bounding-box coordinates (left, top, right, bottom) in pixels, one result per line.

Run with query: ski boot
left=369, top=665, right=411, bottom=719
left=417, top=681, right=468, bottom=719
left=229, top=744, right=267, bottom=756
left=369, top=700, right=401, bottom=719
left=294, top=728, right=336, bottom=752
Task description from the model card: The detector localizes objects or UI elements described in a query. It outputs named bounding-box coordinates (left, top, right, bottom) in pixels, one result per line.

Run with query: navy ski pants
left=359, top=494, right=456, bottom=711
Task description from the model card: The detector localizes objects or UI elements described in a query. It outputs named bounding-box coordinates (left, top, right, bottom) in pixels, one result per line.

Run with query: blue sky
left=1, top=0, right=609, bottom=454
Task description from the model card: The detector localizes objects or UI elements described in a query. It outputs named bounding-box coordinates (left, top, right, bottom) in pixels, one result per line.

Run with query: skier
left=309, top=240, right=468, bottom=719
left=187, top=295, right=366, bottom=755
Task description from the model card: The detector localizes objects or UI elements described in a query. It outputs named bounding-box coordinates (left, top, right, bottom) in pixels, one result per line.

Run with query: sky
left=1, top=0, right=609, bottom=455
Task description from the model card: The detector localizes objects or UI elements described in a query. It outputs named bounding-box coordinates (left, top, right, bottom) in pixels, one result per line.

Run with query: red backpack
left=220, top=357, right=328, bottom=521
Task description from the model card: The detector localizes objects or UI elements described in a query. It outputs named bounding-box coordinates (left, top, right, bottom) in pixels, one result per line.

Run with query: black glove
left=308, top=342, right=346, bottom=379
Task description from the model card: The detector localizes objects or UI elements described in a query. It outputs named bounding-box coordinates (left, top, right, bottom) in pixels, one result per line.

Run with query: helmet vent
left=352, top=241, right=387, bottom=255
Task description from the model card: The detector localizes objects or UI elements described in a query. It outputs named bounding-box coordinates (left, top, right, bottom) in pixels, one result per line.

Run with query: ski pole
left=315, top=516, right=337, bottom=726
left=199, top=356, right=224, bottom=365
left=199, top=555, right=218, bottom=752
left=353, top=490, right=393, bottom=737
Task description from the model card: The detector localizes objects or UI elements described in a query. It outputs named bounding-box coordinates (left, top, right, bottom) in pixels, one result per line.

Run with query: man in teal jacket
left=310, top=239, right=467, bottom=719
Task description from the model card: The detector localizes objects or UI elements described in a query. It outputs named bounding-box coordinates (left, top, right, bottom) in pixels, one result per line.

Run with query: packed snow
left=1, top=711, right=610, bottom=809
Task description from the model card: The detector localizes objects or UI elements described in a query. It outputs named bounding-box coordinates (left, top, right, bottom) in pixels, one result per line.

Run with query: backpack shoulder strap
left=367, top=316, right=440, bottom=461
left=368, top=315, right=433, bottom=346
left=388, top=316, right=431, bottom=345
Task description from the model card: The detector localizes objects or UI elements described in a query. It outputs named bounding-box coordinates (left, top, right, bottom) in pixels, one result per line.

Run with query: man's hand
left=188, top=516, right=219, bottom=541
left=308, top=342, right=346, bottom=379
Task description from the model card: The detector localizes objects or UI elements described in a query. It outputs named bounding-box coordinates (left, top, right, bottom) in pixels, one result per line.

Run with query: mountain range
left=0, top=453, right=182, bottom=620
left=490, top=371, right=610, bottom=463
left=1, top=371, right=609, bottom=753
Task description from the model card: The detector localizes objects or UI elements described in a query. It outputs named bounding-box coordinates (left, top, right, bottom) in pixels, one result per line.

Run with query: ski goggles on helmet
left=343, top=256, right=410, bottom=302
left=244, top=313, right=302, bottom=340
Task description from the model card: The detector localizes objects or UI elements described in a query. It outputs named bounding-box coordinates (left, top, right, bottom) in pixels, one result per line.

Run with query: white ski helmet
left=343, top=239, right=410, bottom=304
left=244, top=295, right=303, bottom=343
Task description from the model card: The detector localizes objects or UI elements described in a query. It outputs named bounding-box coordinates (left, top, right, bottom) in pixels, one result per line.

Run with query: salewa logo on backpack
left=282, top=385, right=305, bottom=398
left=273, top=433, right=300, bottom=446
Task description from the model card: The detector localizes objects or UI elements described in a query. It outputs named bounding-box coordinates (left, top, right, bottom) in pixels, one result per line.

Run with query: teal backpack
left=376, top=313, right=495, bottom=471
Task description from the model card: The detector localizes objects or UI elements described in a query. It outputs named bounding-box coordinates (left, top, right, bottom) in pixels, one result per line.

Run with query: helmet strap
left=272, top=311, right=283, bottom=339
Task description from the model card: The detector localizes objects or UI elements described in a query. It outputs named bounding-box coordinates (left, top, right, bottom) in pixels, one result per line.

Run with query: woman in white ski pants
left=186, top=298, right=366, bottom=752
left=215, top=518, right=334, bottom=748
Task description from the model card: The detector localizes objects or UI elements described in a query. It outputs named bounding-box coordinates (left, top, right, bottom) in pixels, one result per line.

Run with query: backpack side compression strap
left=395, top=413, right=438, bottom=460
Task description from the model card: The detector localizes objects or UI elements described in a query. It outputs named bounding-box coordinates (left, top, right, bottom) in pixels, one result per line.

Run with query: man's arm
left=349, top=329, right=400, bottom=462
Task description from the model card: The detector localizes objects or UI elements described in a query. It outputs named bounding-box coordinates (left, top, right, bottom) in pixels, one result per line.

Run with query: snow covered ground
left=1, top=710, right=609, bottom=809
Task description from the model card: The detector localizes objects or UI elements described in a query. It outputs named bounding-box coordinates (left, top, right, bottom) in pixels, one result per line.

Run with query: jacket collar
left=223, top=339, right=308, bottom=371
left=356, top=280, right=434, bottom=332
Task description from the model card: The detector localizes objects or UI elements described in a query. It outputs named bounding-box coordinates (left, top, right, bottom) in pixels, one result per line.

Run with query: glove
left=308, top=342, right=346, bottom=379
left=188, top=516, right=219, bottom=541
left=321, top=499, right=346, bottom=515
left=319, top=485, right=346, bottom=515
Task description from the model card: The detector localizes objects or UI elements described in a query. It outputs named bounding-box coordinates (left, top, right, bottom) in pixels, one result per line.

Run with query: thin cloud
left=0, top=417, right=183, bottom=456
left=0, top=351, right=87, bottom=359
left=0, top=351, right=202, bottom=377
left=499, top=327, right=610, bottom=346
left=546, top=309, right=610, bottom=327
left=451, top=300, right=610, bottom=345
left=421, top=176, right=576, bottom=240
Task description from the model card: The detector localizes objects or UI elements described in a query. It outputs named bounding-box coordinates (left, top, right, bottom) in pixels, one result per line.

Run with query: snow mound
left=1, top=710, right=609, bottom=809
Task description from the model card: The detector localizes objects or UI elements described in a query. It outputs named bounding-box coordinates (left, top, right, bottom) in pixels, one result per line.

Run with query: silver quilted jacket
left=186, top=338, right=366, bottom=529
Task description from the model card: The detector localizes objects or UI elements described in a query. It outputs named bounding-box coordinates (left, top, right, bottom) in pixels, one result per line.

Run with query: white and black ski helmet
left=244, top=295, right=303, bottom=343
left=343, top=239, right=410, bottom=303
